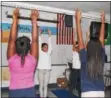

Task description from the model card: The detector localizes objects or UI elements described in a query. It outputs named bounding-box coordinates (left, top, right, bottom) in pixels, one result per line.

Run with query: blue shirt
left=79, top=48, right=105, bottom=92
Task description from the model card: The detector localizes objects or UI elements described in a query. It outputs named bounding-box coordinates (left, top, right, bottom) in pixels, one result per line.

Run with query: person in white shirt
left=37, top=29, right=52, bottom=98
left=69, top=34, right=81, bottom=97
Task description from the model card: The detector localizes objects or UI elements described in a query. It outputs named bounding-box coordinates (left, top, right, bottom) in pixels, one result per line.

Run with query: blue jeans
left=9, top=86, right=36, bottom=98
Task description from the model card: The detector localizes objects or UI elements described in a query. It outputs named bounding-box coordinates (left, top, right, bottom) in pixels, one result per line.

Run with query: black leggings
left=69, top=69, right=81, bottom=97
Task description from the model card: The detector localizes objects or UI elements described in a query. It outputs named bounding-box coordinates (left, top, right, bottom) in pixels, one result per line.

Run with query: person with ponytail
left=7, top=8, right=39, bottom=98
left=75, top=9, right=105, bottom=97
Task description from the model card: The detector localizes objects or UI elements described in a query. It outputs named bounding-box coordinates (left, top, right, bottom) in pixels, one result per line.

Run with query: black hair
left=75, top=41, right=78, bottom=48
left=15, top=36, right=30, bottom=67
left=75, top=41, right=78, bottom=46
left=42, top=43, right=48, bottom=48
left=86, top=39, right=103, bottom=81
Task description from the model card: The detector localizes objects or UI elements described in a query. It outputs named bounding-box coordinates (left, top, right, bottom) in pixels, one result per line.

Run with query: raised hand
left=31, top=9, right=39, bottom=21
left=75, top=9, right=82, bottom=23
left=47, top=29, right=51, bottom=37
left=13, top=8, right=20, bottom=20
left=101, top=11, right=105, bottom=23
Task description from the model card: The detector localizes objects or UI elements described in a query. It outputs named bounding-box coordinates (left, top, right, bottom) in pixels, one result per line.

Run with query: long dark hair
left=15, top=36, right=30, bottom=67
left=87, top=39, right=104, bottom=81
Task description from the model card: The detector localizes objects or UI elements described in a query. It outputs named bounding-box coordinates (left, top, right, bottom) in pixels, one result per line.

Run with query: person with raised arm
left=69, top=30, right=81, bottom=97
left=7, top=8, right=39, bottom=98
left=37, top=28, right=52, bottom=98
left=75, top=9, right=105, bottom=97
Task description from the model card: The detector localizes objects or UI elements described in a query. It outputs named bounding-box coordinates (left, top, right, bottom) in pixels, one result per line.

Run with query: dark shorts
left=9, top=86, right=36, bottom=98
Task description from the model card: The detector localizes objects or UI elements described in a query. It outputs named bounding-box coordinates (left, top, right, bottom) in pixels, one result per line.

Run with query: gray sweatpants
left=38, top=69, right=50, bottom=97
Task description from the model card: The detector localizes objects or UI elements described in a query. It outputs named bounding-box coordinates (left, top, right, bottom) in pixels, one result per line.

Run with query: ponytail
left=21, top=50, right=25, bottom=67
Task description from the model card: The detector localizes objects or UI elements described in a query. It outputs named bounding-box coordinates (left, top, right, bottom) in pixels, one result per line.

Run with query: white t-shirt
left=72, top=51, right=81, bottom=69
left=37, top=36, right=52, bottom=70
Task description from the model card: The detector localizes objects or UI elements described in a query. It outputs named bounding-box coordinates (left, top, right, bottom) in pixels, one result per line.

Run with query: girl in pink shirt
left=7, top=8, right=39, bottom=98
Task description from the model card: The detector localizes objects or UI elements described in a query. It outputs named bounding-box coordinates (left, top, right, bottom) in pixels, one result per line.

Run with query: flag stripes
left=57, top=13, right=73, bottom=45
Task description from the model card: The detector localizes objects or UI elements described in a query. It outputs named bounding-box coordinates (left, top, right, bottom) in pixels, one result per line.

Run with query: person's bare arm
left=47, top=29, right=52, bottom=54
left=7, top=8, right=19, bottom=59
left=39, top=28, right=42, bottom=53
left=75, top=9, right=85, bottom=50
left=30, top=9, right=39, bottom=60
left=99, top=11, right=105, bottom=48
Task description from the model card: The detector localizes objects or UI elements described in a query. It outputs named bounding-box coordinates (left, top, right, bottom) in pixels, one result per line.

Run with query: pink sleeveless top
left=8, top=54, right=37, bottom=90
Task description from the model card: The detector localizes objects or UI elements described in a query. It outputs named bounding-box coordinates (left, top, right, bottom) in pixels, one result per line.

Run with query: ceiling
left=23, top=2, right=110, bottom=15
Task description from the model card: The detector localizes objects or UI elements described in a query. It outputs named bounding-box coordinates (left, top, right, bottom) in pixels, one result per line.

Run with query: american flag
left=57, top=13, right=73, bottom=45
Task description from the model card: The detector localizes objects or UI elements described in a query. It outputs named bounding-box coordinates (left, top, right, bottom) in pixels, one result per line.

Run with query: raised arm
left=39, top=28, right=42, bottom=53
left=47, top=29, right=52, bottom=54
left=85, top=31, right=90, bottom=49
left=7, top=8, right=19, bottom=59
left=75, top=9, right=85, bottom=50
left=99, top=11, right=105, bottom=48
left=30, top=9, right=39, bottom=59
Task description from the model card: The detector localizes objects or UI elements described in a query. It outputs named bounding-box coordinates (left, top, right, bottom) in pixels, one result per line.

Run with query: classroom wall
left=1, top=6, right=95, bottom=65
left=2, top=6, right=72, bottom=65
left=1, top=5, right=110, bottom=87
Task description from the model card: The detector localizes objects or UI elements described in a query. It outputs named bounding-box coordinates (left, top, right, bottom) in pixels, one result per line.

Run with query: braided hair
left=15, top=36, right=30, bottom=67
